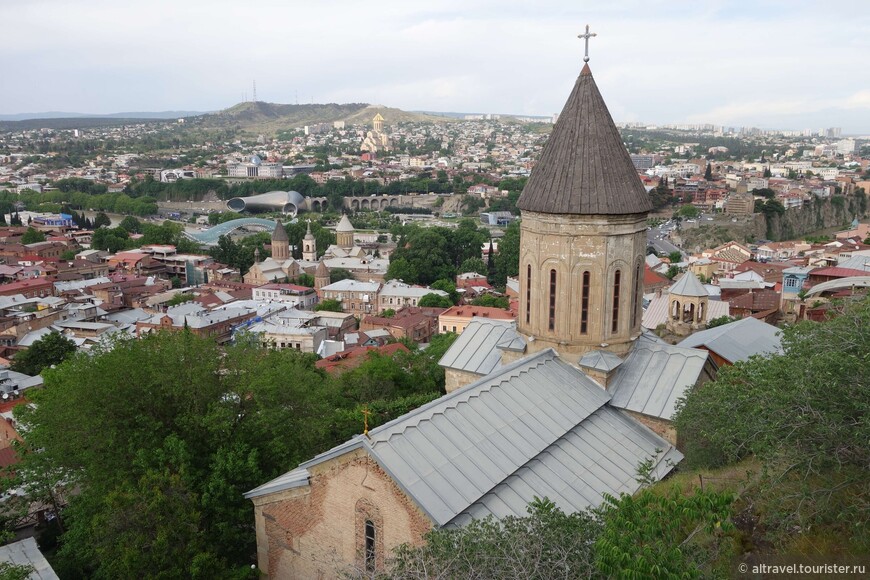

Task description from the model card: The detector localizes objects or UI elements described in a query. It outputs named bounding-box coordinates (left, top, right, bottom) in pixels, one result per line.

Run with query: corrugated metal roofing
left=607, top=342, right=709, bottom=420
left=438, top=318, right=520, bottom=375
left=449, top=406, right=683, bottom=526
left=248, top=349, right=682, bottom=527
left=0, top=537, right=59, bottom=579
left=516, top=65, right=653, bottom=216
left=578, top=349, right=624, bottom=372
left=677, top=317, right=782, bottom=363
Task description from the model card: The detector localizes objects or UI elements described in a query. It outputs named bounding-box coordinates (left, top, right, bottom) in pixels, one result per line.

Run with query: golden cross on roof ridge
left=362, top=405, right=371, bottom=437
left=578, top=24, right=597, bottom=63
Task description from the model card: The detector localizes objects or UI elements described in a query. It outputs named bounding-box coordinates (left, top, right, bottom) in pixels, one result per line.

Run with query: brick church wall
left=251, top=449, right=433, bottom=578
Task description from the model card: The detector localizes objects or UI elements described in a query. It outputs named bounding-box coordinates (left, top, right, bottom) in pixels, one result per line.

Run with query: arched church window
left=611, top=270, right=621, bottom=332
left=364, top=520, right=376, bottom=572
left=526, top=265, right=532, bottom=324
left=548, top=269, right=557, bottom=331
left=581, top=271, right=590, bottom=334
left=632, top=264, right=641, bottom=328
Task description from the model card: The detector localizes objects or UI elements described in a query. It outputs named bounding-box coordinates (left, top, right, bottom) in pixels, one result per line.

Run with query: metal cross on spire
left=578, top=24, right=597, bottom=63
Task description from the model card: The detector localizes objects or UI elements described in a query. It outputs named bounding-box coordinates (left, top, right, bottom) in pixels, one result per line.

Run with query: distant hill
left=198, top=102, right=449, bottom=135
left=0, top=117, right=167, bottom=131
left=0, top=110, right=206, bottom=121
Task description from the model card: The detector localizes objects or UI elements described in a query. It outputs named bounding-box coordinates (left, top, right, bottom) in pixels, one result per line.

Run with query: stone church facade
left=250, top=450, right=431, bottom=579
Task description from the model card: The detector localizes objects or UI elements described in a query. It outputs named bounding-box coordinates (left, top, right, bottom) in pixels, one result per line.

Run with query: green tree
left=595, top=487, right=735, bottom=578
left=93, top=212, right=112, bottom=229
left=60, top=249, right=77, bottom=261
left=10, top=331, right=77, bottom=376
left=329, top=268, right=355, bottom=284
left=459, top=257, right=488, bottom=276
left=0, top=562, right=34, bottom=580
left=11, top=332, right=334, bottom=577
left=492, top=221, right=520, bottom=287
left=391, top=498, right=601, bottom=579
left=389, top=227, right=455, bottom=285
left=706, top=315, right=735, bottom=328
left=449, top=219, right=488, bottom=268
left=668, top=250, right=683, bottom=263
left=418, top=293, right=453, bottom=308
left=91, top=226, right=132, bottom=253
left=704, top=163, right=712, bottom=180
left=385, top=257, right=419, bottom=284
left=293, top=273, right=315, bottom=287
left=118, top=216, right=142, bottom=234
left=430, top=279, right=459, bottom=304
left=675, top=297, right=870, bottom=534
left=470, top=294, right=510, bottom=309
left=314, top=299, right=343, bottom=312
left=21, top=227, right=46, bottom=244
left=677, top=204, right=700, bottom=219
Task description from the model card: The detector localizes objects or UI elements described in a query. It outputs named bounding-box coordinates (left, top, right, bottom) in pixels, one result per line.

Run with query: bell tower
left=302, top=220, right=317, bottom=261
left=516, top=34, right=651, bottom=357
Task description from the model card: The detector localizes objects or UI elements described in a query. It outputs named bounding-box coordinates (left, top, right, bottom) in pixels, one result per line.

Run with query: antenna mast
left=253, top=80, right=257, bottom=103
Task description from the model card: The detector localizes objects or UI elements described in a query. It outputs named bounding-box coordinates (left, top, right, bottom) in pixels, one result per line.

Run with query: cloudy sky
left=3, top=0, right=870, bottom=132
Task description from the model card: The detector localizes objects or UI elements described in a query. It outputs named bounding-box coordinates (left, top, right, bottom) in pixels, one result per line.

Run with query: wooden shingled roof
left=517, top=64, right=653, bottom=216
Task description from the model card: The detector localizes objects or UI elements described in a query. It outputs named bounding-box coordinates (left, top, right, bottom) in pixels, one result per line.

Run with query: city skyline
left=3, top=0, right=870, bottom=132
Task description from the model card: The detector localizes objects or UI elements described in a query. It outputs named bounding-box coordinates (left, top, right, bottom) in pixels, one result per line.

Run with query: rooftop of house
left=315, top=342, right=409, bottom=375
left=439, top=305, right=514, bottom=320
left=677, top=317, right=782, bottom=364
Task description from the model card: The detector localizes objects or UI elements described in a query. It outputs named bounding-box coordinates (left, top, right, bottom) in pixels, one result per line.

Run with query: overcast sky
left=3, top=0, right=870, bottom=133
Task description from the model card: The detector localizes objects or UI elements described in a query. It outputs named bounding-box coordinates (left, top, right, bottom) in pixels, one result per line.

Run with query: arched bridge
left=184, top=218, right=281, bottom=246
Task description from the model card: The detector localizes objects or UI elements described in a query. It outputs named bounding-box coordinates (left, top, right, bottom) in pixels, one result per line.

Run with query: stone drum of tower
left=516, top=62, right=652, bottom=357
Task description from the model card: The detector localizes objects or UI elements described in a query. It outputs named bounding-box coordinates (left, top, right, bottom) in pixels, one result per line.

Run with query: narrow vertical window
left=611, top=270, right=621, bottom=333
left=548, top=269, right=557, bottom=331
left=365, top=520, right=376, bottom=572
left=581, top=271, right=590, bottom=334
left=632, top=264, right=641, bottom=328
left=526, top=265, right=532, bottom=324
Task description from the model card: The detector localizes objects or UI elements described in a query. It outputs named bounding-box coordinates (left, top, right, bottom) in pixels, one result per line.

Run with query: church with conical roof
left=244, top=36, right=718, bottom=579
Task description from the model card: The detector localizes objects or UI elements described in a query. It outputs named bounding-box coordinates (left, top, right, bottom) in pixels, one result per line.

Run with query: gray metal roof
left=438, top=318, right=520, bottom=375
left=336, top=214, right=354, bottom=232
left=516, top=64, right=653, bottom=216
left=607, top=341, right=709, bottom=421
left=449, top=406, right=682, bottom=526
left=0, top=537, right=59, bottom=579
left=805, top=276, right=870, bottom=296
left=578, top=349, right=624, bottom=372
left=669, top=271, right=708, bottom=297
left=248, top=349, right=682, bottom=527
left=678, top=317, right=782, bottom=364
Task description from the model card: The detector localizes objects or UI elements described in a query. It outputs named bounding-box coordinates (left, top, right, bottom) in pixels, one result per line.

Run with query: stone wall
left=518, top=210, right=647, bottom=358
left=625, top=410, right=677, bottom=445
left=445, top=368, right=483, bottom=393
left=251, top=449, right=432, bottom=579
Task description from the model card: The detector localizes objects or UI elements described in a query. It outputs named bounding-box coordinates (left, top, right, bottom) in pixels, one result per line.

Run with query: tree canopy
left=8, top=330, right=455, bottom=577
left=675, top=296, right=870, bottom=540
left=10, top=331, right=77, bottom=376
left=21, top=227, right=45, bottom=244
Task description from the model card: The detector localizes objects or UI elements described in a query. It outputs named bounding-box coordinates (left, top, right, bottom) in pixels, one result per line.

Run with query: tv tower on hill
left=252, top=80, right=257, bottom=103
